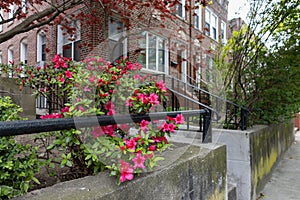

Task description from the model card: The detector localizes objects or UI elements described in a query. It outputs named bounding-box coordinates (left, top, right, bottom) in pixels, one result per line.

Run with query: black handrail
left=0, top=110, right=211, bottom=142
left=151, top=73, right=248, bottom=130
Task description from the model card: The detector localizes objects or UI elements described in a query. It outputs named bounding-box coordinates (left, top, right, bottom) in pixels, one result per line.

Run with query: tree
left=219, top=0, right=300, bottom=124
left=0, top=0, right=210, bottom=44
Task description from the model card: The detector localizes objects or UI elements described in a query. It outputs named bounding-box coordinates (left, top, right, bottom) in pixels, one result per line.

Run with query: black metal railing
left=0, top=110, right=211, bottom=143
left=150, top=73, right=248, bottom=130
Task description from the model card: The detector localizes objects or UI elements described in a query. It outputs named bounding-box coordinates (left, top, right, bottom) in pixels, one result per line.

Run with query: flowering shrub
left=13, top=55, right=184, bottom=184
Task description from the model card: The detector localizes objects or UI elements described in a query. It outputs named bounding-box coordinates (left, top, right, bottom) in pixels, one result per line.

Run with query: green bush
left=0, top=96, right=42, bottom=199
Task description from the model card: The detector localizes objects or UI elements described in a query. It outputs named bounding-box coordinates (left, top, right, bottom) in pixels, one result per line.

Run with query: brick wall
left=0, top=1, right=229, bottom=84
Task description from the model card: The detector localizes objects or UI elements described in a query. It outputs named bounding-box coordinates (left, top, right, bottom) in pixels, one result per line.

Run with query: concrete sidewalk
left=260, top=131, right=300, bottom=200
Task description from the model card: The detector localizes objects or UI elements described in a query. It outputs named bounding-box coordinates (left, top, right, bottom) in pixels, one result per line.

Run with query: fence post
left=240, top=108, right=247, bottom=130
left=202, top=109, right=212, bottom=143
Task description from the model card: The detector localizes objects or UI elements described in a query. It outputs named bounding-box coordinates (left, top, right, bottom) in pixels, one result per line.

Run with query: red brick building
left=0, top=0, right=230, bottom=114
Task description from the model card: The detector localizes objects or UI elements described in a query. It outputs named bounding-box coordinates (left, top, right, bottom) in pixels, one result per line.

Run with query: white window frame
left=205, top=8, right=218, bottom=41
left=37, top=31, right=46, bottom=66
left=57, top=20, right=81, bottom=61
left=21, top=0, right=27, bottom=14
left=194, top=5, right=202, bottom=31
left=221, top=21, right=226, bottom=44
left=176, top=0, right=186, bottom=19
left=8, top=4, right=14, bottom=20
left=138, top=31, right=168, bottom=73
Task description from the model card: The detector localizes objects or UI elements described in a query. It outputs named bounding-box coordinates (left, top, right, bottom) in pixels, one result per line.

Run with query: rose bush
left=12, top=55, right=184, bottom=184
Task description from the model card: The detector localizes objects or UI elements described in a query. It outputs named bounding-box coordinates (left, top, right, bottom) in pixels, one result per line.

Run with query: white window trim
left=57, top=20, right=81, bottom=61
left=140, top=32, right=168, bottom=74
left=221, top=21, right=227, bottom=44
left=205, top=8, right=218, bottom=41
left=37, top=31, right=46, bottom=65
left=9, top=4, right=14, bottom=20
left=194, top=5, right=202, bottom=31
left=176, top=0, right=186, bottom=20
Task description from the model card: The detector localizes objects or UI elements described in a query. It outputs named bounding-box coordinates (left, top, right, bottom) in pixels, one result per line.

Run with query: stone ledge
left=14, top=142, right=226, bottom=200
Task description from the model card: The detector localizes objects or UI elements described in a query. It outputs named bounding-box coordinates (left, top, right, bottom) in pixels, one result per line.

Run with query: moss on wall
left=250, top=121, right=294, bottom=198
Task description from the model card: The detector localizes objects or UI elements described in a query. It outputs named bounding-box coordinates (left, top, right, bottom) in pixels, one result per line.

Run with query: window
left=7, top=46, right=14, bottom=78
left=108, top=18, right=127, bottom=62
left=20, top=39, right=27, bottom=77
left=221, top=21, right=226, bottom=43
left=176, top=0, right=185, bottom=19
left=57, top=20, right=81, bottom=61
left=21, top=0, right=27, bottom=14
left=205, top=8, right=218, bottom=40
left=20, top=39, right=28, bottom=64
left=37, top=31, right=46, bottom=66
left=194, top=5, right=202, bottom=30
left=138, top=32, right=168, bottom=73
left=8, top=4, right=14, bottom=21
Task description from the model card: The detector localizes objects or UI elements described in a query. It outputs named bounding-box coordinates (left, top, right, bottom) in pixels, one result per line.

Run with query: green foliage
left=0, top=96, right=23, bottom=121
left=0, top=96, right=42, bottom=199
left=217, top=1, right=300, bottom=125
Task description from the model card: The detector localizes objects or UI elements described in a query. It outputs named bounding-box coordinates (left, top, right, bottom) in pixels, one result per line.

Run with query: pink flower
left=140, top=120, right=149, bottom=131
left=168, top=123, right=176, bottom=133
left=156, top=80, right=167, bottom=92
left=175, top=114, right=185, bottom=124
left=90, top=126, right=105, bottom=138
left=133, top=74, right=141, bottom=80
left=119, top=160, right=134, bottom=183
left=60, top=106, right=70, bottom=113
left=40, top=113, right=63, bottom=119
left=149, top=93, right=159, bottom=105
left=148, top=145, right=156, bottom=151
left=102, top=125, right=117, bottom=137
left=125, top=138, right=137, bottom=151
left=58, top=76, right=65, bottom=83
left=138, top=93, right=148, bottom=104
left=105, top=101, right=116, bottom=116
left=132, top=153, right=146, bottom=169
left=61, top=61, right=68, bottom=68
left=53, top=54, right=60, bottom=62
left=152, top=136, right=168, bottom=144
left=65, top=70, right=73, bottom=78
left=161, top=121, right=170, bottom=132
left=119, top=124, right=130, bottom=132
left=88, top=76, right=96, bottom=83
left=84, top=87, right=91, bottom=92
left=78, top=105, right=85, bottom=112
left=126, top=99, right=133, bottom=107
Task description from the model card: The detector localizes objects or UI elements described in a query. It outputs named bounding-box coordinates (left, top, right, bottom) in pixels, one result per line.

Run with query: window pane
left=138, top=32, right=147, bottom=68
left=74, top=40, right=81, bottom=62
left=63, top=44, right=72, bottom=59
left=158, top=38, right=165, bottom=72
left=148, top=34, right=156, bottom=70
left=41, top=44, right=46, bottom=61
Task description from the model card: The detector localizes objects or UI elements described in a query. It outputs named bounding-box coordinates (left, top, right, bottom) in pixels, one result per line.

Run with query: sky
left=227, top=0, right=250, bottom=21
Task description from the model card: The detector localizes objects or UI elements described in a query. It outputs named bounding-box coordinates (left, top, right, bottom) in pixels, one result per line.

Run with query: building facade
left=0, top=0, right=229, bottom=114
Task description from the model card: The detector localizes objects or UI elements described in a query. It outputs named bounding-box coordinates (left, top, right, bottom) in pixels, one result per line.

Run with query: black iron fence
left=0, top=110, right=212, bottom=143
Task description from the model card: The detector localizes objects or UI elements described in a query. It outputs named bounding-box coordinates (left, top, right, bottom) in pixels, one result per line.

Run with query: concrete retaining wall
left=0, top=78, right=35, bottom=119
left=212, top=121, right=294, bottom=200
left=14, top=142, right=227, bottom=200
